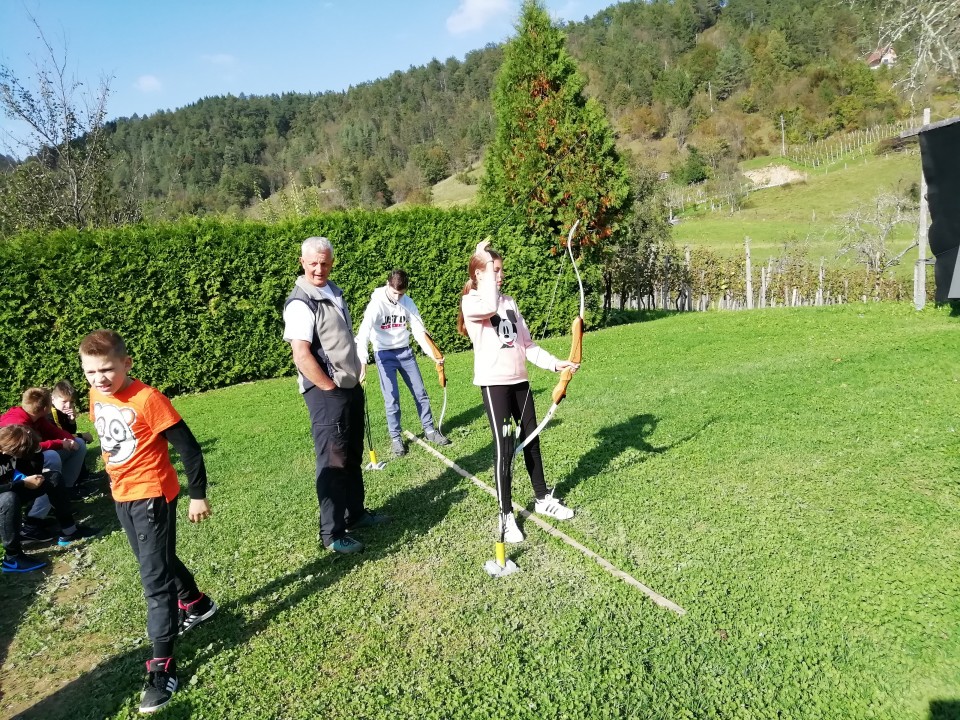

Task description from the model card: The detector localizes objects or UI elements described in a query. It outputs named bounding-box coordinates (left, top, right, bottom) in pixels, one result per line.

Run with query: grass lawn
left=1, top=302, right=958, bottom=719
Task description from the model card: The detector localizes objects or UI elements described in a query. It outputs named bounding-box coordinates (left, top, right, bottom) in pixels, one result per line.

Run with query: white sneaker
left=502, top=512, right=524, bottom=543
left=534, top=493, right=574, bottom=520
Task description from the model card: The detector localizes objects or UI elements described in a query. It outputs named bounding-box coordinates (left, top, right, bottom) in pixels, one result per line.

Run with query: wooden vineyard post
left=914, top=107, right=931, bottom=311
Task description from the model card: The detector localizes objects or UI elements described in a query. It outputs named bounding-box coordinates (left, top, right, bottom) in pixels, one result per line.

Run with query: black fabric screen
left=919, top=120, right=960, bottom=301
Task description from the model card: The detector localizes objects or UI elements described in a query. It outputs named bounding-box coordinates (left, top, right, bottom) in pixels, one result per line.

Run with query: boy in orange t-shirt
left=79, top=329, right=216, bottom=714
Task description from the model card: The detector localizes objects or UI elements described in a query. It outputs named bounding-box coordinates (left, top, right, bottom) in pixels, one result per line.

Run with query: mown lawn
left=1, top=302, right=958, bottom=719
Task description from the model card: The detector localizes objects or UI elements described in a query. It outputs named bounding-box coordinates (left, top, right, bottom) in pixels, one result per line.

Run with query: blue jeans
left=375, top=346, right=435, bottom=440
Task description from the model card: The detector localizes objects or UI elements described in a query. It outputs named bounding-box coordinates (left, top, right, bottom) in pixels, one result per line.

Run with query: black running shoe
left=2, top=554, right=47, bottom=573
left=20, top=523, right=54, bottom=544
left=178, top=594, right=217, bottom=635
left=139, top=657, right=178, bottom=713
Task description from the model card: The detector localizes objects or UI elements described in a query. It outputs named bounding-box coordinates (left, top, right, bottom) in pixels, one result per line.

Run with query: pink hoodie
left=460, top=275, right=558, bottom=386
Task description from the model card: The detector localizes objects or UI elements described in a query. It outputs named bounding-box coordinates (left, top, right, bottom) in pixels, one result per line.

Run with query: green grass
left=2, top=303, right=959, bottom=719
left=429, top=161, right=483, bottom=208
left=672, top=151, right=922, bottom=275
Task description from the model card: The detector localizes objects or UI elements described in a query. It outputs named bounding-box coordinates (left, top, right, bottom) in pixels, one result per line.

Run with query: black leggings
left=481, top=382, right=548, bottom=514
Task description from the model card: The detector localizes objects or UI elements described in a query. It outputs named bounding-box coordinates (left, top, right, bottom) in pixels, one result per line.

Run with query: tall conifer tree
left=480, top=0, right=631, bottom=255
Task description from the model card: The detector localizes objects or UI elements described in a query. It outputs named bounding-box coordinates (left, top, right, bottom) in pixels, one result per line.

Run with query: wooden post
left=745, top=237, right=754, bottom=309
left=914, top=107, right=931, bottom=310
left=663, top=254, right=672, bottom=310
left=816, top=258, right=824, bottom=306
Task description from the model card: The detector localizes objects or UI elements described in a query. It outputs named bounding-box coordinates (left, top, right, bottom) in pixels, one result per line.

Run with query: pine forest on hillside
left=2, top=0, right=955, bottom=228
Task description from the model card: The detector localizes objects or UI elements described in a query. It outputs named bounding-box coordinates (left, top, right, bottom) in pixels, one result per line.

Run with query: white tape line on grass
left=404, top=431, right=686, bottom=616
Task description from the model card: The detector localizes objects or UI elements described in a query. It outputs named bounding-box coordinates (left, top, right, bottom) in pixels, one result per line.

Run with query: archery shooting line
left=403, top=430, right=687, bottom=616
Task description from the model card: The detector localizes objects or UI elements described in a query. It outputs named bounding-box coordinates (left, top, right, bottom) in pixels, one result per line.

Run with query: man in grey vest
left=283, top=237, right=388, bottom=554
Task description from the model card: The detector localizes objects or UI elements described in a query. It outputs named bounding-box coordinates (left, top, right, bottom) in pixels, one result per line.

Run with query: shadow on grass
left=930, top=700, right=960, bottom=720
left=0, top=563, right=51, bottom=678
left=433, top=399, right=487, bottom=439
left=554, top=413, right=715, bottom=497
left=12, top=470, right=466, bottom=720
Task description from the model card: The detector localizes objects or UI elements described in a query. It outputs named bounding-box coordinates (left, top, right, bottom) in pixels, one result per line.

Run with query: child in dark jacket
left=0, top=425, right=96, bottom=572
left=51, top=380, right=94, bottom=443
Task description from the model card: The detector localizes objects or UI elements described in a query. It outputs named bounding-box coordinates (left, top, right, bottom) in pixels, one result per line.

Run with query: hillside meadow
left=1, top=302, right=957, bottom=719
left=670, top=150, right=921, bottom=272
left=427, top=147, right=924, bottom=288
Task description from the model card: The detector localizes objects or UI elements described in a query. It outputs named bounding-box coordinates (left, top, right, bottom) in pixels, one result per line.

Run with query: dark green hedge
left=0, top=207, right=593, bottom=407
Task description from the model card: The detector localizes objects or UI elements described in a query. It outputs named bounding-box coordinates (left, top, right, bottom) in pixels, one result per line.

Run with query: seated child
left=51, top=379, right=95, bottom=486
left=1, top=387, right=88, bottom=521
left=0, top=425, right=99, bottom=572
left=1, top=387, right=88, bottom=488
left=51, top=380, right=95, bottom=444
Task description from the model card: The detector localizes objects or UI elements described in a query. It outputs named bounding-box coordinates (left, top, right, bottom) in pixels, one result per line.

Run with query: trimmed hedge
left=0, top=207, right=594, bottom=407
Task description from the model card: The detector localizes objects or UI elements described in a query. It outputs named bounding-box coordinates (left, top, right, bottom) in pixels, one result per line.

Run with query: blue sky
left=0, top=0, right=613, bottom=152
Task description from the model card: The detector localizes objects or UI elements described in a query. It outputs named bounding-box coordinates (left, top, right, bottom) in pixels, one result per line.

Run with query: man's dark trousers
left=303, top=384, right=366, bottom=546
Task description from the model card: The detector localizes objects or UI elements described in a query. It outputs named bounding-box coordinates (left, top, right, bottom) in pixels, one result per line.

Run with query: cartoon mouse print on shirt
left=94, top=402, right=138, bottom=465
left=490, top=309, right=519, bottom=348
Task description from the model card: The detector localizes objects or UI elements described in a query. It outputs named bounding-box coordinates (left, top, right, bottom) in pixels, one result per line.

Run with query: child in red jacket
left=1, top=387, right=89, bottom=522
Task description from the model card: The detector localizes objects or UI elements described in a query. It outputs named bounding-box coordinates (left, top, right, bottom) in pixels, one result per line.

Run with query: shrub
left=0, top=209, right=590, bottom=407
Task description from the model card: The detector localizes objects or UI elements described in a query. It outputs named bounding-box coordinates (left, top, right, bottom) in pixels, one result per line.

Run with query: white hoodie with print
left=355, top=286, right=433, bottom=365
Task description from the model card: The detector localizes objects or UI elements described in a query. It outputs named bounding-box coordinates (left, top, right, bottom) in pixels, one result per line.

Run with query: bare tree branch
left=844, top=0, right=960, bottom=103
left=836, top=188, right=919, bottom=295
left=0, top=12, right=129, bottom=233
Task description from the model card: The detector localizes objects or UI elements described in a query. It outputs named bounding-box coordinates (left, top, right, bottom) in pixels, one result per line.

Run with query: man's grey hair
left=301, top=236, right=334, bottom=258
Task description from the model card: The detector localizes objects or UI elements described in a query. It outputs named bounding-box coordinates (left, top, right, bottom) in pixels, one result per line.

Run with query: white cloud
left=201, top=53, right=237, bottom=67
left=446, top=0, right=514, bottom=35
left=134, top=75, right=162, bottom=93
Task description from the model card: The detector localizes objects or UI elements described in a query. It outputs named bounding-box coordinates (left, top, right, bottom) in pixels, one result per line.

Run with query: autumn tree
left=479, top=0, right=632, bottom=330
left=0, top=16, right=139, bottom=235
left=601, top=165, right=673, bottom=315
left=836, top=187, right=918, bottom=297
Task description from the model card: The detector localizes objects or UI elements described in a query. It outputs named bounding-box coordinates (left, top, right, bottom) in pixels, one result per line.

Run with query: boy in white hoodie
left=356, top=270, right=450, bottom=457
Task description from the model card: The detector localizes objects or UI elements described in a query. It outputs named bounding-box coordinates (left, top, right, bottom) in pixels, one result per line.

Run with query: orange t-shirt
left=89, top=379, right=182, bottom=503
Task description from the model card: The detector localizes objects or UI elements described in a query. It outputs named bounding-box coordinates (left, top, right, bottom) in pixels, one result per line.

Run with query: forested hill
left=103, top=0, right=902, bottom=218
